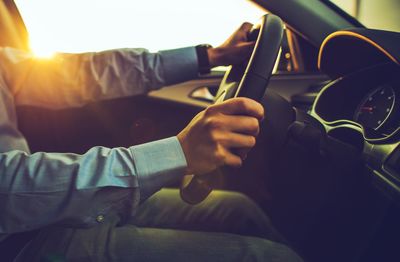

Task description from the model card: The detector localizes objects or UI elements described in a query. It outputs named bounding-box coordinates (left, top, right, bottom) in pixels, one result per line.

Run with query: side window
left=330, top=0, right=400, bottom=32
left=276, top=29, right=320, bottom=74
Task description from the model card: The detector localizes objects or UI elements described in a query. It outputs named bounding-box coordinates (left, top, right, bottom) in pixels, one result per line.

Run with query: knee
left=210, top=191, right=255, bottom=209
left=244, top=238, right=303, bottom=262
left=209, top=191, right=263, bottom=217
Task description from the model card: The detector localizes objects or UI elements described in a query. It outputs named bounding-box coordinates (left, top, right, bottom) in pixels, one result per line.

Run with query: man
left=0, top=23, right=302, bottom=261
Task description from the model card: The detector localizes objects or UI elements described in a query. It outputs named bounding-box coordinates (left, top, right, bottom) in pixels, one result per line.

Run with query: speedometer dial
left=354, top=85, right=395, bottom=130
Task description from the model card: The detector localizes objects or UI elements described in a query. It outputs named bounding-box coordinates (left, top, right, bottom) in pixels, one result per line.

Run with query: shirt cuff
left=129, top=136, right=187, bottom=200
left=159, top=47, right=199, bottom=85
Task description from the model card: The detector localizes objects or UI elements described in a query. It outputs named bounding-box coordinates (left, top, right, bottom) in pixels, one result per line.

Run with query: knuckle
left=209, top=131, right=220, bottom=144
left=250, top=118, right=260, bottom=134
left=229, top=157, right=243, bottom=167
left=250, top=117, right=259, bottom=128
left=214, top=149, right=226, bottom=164
left=240, top=22, right=253, bottom=30
left=235, top=98, right=249, bottom=112
left=203, top=117, right=213, bottom=129
left=254, top=125, right=260, bottom=136
left=204, top=106, right=216, bottom=116
left=204, top=117, right=222, bottom=131
left=259, top=105, right=265, bottom=117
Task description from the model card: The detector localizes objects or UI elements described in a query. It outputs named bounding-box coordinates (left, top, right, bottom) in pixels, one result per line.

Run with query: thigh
left=16, top=221, right=302, bottom=262
left=132, top=188, right=284, bottom=242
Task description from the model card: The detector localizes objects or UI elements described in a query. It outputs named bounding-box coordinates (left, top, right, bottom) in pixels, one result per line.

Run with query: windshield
left=15, top=0, right=264, bottom=57
left=328, top=0, right=400, bottom=32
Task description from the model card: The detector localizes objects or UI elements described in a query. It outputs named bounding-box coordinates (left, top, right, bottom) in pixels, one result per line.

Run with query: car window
left=15, top=0, right=265, bottom=57
left=327, top=0, right=400, bottom=32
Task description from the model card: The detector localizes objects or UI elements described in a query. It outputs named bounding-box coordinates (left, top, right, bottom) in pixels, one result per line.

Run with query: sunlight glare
left=30, top=39, right=55, bottom=58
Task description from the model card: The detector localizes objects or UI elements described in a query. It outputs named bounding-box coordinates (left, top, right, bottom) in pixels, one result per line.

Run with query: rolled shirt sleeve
left=159, top=47, right=198, bottom=85
left=0, top=137, right=187, bottom=238
left=0, top=46, right=199, bottom=109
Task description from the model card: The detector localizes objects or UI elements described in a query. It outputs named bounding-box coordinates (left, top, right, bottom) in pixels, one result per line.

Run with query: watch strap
left=195, top=44, right=212, bottom=74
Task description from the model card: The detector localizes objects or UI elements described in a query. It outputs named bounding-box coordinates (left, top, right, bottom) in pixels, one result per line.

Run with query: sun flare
left=30, top=41, right=55, bottom=58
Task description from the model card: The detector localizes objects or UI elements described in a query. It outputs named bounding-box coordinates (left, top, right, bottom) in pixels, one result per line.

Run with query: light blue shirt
left=0, top=46, right=199, bottom=240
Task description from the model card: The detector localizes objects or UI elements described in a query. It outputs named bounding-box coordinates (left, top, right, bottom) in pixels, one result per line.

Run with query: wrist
left=177, top=132, right=191, bottom=175
left=207, top=47, right=229, bottom=67
left=207, top=47, right=220, bottom=68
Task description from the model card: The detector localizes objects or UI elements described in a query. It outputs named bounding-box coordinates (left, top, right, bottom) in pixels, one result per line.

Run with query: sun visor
left=318, top=28, right=400, bottom=78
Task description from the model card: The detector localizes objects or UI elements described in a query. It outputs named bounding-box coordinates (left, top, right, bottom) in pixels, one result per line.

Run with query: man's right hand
left=177, top=97, right=264, bottom=176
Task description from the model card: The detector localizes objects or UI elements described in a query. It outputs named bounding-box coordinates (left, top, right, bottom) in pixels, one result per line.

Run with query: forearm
left=0, top=137, right=186, bottom=235
left=0, top=47, right=198, bottom=109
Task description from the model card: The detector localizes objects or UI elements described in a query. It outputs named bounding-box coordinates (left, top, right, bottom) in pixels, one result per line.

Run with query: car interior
left=1, top=0, right=399, bottom=261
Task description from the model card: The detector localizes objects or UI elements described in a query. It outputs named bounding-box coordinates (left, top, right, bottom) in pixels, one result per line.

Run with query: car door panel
left=149, top=73, right=329, bottom=108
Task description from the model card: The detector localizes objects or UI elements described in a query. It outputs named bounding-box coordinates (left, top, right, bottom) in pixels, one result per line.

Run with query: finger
left=239, top=22, right=254, bottom=33
left=238, top=41, right=256, bottom=48
left=223, top=150, right=243, bottom=168
left=209, top=97, right=264, bottom=120
left=233, top=23, right=254, bottom=43
left=218, top=114, right=260, bottom=136
left=219, top=133, right=256, bottom=148
left=236, top=41, right=256, bottom=59
left=236, top=148, right=250, bottom=160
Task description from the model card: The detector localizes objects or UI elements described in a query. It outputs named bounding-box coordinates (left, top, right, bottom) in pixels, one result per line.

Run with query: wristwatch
left=195, top=44, right=212, bottom=74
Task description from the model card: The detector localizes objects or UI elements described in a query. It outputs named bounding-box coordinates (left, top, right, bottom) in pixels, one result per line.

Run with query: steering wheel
left=180, top=14, right=284, bottom=204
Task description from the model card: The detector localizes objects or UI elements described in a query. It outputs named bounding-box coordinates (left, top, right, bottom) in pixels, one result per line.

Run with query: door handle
left=189, top=86, right=218, bottom=102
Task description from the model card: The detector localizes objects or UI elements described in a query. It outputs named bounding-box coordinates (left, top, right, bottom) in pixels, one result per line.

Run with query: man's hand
left=207, top=22, right=255, bottom=67
left=177, top=97, right=264, bottom=176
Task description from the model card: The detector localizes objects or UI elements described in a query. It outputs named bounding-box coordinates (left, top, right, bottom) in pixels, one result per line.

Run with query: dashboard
left=310, top=63, right=400, bottom=201
left=311, top=63, right=400, bottom=143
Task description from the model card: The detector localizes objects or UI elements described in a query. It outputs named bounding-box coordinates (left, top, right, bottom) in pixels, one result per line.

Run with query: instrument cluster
left=312, top=63, right=400, bottom=142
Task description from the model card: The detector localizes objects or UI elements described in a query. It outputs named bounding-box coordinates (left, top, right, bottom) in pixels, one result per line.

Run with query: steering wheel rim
left=181, top=14, right=284, bottom=204
left=214, top=14, right=284, bottom=103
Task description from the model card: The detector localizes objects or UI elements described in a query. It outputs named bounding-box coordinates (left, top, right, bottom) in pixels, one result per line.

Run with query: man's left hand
left=207, top=22, right=255, bottom=67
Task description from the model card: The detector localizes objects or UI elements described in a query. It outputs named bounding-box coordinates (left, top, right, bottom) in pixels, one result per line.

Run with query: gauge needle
left=361, top=106, right=374, bottom=112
